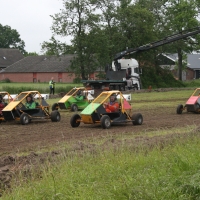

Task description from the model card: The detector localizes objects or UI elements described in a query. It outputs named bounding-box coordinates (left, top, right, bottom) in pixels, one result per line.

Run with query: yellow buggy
left=1, top=91, right=61, bottom=125
left=70, top=90, right=143, bottom=129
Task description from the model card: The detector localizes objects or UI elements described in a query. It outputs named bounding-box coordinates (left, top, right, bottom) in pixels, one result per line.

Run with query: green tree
left=0, top=24, right=26, bottom=54
left=48, top=0, right=100, bottom=80
left=41, top=36, right=74, bottom=55
left=86, top=0, right=122, bottom=72
left=115, top=0, right=158, bottom=70
left=162, top=0, right=200, bottom=80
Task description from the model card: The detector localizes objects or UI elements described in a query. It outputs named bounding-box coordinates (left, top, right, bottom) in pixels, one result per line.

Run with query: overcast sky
left=0, top=0, right=70, bottom=54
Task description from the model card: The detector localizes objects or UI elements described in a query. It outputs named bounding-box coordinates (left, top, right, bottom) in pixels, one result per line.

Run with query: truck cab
left=111, top=58, right=142, bottom=90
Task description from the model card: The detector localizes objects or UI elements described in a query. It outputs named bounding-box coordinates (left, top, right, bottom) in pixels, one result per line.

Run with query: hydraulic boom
left=114, top=27, right=200, bottom=60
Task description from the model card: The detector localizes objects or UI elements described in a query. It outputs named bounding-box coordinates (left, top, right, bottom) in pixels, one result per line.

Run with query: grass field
left=3, top=138, right=200, bottom=200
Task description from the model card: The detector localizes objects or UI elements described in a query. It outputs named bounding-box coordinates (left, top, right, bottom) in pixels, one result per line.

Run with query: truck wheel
left=20, top=113, right=30, bottom=125
left=71, top=104, right=78, bottom=112
left=177, top=104, right=183, bottom=114
left=134, top=83, right=138, bottom=90
left=51, top=110, right=61, bottom=122
left=52, top=103, right=59, bottom=111
left=109, top=86, right=114, bottom=90
left=115, top=85, right=120, bottom=90
left=120, top=86, right=125, bottom=91
left=131, top=113, right=143, bottom=125
left=70, top=114, right=81, bottom=127
left=100, top=115, right=111, bottom=129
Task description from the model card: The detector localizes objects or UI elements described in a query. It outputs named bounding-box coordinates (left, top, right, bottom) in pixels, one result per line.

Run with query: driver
left=25, top=95, right=36, bottom=109
left=103, top=94, right=119, bottom=113
left=75, top=90, right=84, bottom=101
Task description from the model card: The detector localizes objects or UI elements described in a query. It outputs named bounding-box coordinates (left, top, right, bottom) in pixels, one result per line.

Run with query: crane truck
left=82, top=27, right=200, bottom=91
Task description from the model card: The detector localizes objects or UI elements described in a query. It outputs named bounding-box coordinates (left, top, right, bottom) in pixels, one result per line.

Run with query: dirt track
left=0, top=106, right=197, bottom=155
left=0, top=91, right=199, bottom=194
left=0, top=101, right=199, bottom=156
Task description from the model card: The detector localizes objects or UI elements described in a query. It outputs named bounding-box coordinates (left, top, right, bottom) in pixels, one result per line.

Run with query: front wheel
left=20, top=113, right=30, bottom=125
left=177, top=104, right=183, bottom=114
left=71, top=104, right=78, bottom=112
left=52, top=103, right=59, bottom=111
left=51, top=110, right=61, bottom=122
left=115, top=85, right=120, bottom=91
left=100, top=115, right=111, bottom=129
left=70, top=114, right=81, bottom=127
left=131, top=113, right=143, bottom=125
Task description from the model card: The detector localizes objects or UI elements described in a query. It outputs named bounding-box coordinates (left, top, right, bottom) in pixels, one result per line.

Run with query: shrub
left=141, top=66, right=185, bottom=89
left=73, top=77, right=81, bottom=83
left=0, top=78, right=12, bottom=83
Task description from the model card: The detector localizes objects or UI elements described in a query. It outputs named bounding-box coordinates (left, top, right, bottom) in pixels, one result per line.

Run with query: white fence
left=3, top=94, right=50, bottom=100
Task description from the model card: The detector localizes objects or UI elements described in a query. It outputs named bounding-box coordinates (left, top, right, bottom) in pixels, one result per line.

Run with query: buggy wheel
left=131, top=113, right=143, bottom=125
left=52, top=103, right=59, bottom=111
left=177, top=104, right=183, bottom=114
left=51, top=110, right=61, bottom=122
left=70, top=114, right=81, bottom=127
left=20, top=113, right=30, bottom=125
left=71, top=104, right=78, bottom=112
left=100, top=115, right=111, bottom=129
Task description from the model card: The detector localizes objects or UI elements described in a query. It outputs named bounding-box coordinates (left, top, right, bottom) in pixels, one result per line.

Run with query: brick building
left=0, top=54, right=77, bottom=83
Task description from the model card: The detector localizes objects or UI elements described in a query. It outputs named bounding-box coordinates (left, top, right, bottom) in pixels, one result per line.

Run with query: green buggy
left=52, top=87, right=94, bottom=112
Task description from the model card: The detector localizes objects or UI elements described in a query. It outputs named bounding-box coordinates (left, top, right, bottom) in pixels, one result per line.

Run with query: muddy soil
left=0, top=91, right=199, bottom=195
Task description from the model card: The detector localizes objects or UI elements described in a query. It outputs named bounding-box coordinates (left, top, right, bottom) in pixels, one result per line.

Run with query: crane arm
left=114, top=27, right=200, bottom=60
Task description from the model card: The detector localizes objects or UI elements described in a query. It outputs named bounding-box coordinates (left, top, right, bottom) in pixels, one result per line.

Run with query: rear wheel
left=70, top=114, right=81, bottom=127
left=177, top=104, right=183, bottom=114
left=51, top=110, right=61, bottom=122
left=20, top=113, right=30, bottom=125
left=100, top=115, right=111, bottom=129
left=131, top=113, right=143, bottom=125
left=52, top=103, right=59, bottom=111
left=71, top=104, right=78, bottom=112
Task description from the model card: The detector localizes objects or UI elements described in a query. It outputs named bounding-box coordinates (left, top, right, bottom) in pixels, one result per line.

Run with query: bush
left=0, top=78, right=12, bottom=83
left=73, top=77, right=81, bottom=83
left=184, top=79, right=200, bottom=87
left=141, top=66, right=185, bottom=89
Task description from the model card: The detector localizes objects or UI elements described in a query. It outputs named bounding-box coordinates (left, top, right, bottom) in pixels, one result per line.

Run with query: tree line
left=1, top=0, right=200, bottom=81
